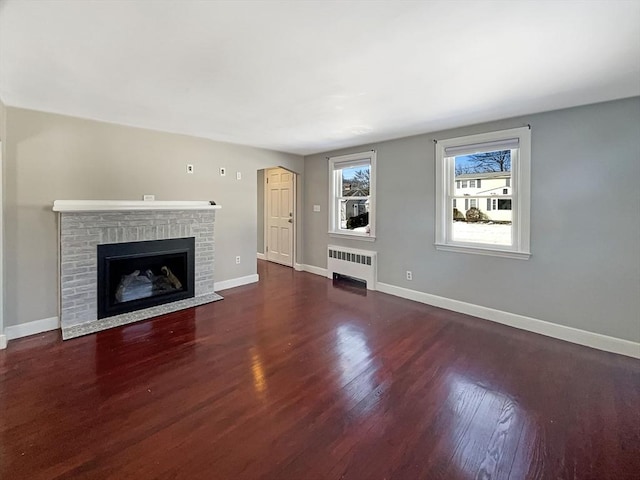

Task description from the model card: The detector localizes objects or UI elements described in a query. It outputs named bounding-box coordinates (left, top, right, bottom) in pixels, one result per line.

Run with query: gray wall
left=257, top=169, right=264, bottom=254
left=304, top=97, right=640, bottom=343
left=2, top=107, right=303, bottom=327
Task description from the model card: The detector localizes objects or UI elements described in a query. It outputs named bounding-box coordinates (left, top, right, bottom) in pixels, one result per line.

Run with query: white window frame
left=435, top=126, right=531, bottom=259
left=328, top=151, right=376, bottom=241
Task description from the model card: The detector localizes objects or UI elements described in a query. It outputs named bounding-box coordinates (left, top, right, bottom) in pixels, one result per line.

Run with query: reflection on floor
left=1, top=259, right=638, bottom=479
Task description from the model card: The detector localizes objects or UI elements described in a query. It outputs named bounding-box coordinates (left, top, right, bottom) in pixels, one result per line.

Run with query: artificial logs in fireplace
left=97, top=237, right=195, bottom=319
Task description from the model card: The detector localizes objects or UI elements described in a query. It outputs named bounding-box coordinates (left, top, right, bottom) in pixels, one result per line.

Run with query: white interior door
left=266, top=168, right=294, bottom=267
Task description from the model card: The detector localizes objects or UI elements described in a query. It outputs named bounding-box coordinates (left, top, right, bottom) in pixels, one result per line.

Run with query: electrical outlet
left=406, top=271, right=413, bottom=281
left=220, top=167, right=226, bottom=176
left=186, top=164, right=194, bottom=174
left=236, top=171, right=242, bottom=180
left=143, top=194, right=155, bottom=201
left=235, top=256, right=241, bottom=264
left=313, top=205, right=321, bottom=212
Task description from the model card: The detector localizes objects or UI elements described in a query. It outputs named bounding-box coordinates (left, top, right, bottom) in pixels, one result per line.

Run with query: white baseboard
left=0, top=334, right=7, bottom=350
left=5, top=316, right=60, bottom=341
left=215, top=274, right=259, bottom=291
left=376, top=282, right=640, bottom=359
left=297, top=264, right=328, bottom=277
left=256, top=252, right=266, bottom=260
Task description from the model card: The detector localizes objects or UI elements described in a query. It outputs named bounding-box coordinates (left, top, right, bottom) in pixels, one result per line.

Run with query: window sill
left=435, top=243, right=530, bottom=260
left=329, top=231, right=376, bottom=242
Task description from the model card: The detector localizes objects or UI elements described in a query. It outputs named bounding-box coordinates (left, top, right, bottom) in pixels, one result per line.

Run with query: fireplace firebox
left=97, top=237, right=195, bottom=319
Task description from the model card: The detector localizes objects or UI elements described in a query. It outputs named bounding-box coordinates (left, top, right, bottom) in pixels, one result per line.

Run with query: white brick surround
left=56, top=202, right=221, bottom=339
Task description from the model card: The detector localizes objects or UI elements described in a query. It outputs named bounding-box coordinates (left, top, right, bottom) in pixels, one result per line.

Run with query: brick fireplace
left=53, top=200, right=223, bottom=339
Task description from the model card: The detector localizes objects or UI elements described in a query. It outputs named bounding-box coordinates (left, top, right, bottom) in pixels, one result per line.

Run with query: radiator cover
left=327, top=245, right=377, bottom=290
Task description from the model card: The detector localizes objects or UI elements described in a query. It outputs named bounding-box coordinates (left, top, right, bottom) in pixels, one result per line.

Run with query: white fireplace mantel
left=53, top=200, right=222, bottom=212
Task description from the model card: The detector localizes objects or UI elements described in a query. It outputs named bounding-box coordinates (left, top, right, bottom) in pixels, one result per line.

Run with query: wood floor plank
left=1, top=260, right=638, bottom=479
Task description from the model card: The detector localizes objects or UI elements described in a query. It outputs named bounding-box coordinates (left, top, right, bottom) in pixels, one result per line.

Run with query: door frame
left=263, top=167, right=297, bottom=267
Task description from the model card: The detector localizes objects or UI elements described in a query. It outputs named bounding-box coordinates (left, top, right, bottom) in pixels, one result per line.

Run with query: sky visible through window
left=341, top=165, right=370, bottom=197
left=342, top=166, right=362, bottom=180
left=455, top=155, right=475, bottom=170
left=454, top=150, right=511, bottom=173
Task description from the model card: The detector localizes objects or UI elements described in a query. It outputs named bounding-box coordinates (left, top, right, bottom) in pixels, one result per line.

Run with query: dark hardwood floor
left=1, top=260, right=638, bottom=480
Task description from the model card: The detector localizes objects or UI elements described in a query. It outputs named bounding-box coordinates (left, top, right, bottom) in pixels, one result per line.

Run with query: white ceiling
left=1, top=0, right=639, bottom=155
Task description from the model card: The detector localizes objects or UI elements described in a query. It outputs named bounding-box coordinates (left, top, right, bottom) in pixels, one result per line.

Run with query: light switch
left=313, top=205, right=321, bottom=212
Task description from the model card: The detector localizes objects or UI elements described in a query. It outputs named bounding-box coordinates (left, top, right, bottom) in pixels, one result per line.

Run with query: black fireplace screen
left=97, top=237, right=195, bottom=319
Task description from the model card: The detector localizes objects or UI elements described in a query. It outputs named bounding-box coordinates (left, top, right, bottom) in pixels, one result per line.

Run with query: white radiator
left=327, top=245, right=377, bottom=290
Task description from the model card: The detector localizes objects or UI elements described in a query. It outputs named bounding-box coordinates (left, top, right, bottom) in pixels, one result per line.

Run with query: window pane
left=452, top=220, right=512, bottom=246
left=451, top=150, right=513, bottom=246
left=451, top=149, right=513, bottom=246
left=498, top=199, right=512, bottom=210
left=341, top=165, right=370, bottom=197
left=339, top=198, right=369, bottom=231
left=454, top=149, right=511, bottom=176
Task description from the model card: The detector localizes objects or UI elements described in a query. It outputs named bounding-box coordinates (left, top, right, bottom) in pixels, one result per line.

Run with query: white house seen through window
left=329, top=151, right=376, bottom=239
left=435, top=126, right=531, bottom=259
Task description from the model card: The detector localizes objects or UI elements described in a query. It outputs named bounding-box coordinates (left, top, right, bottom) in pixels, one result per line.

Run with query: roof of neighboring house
left=456, top=172, right=510, bottom=180
left=478, top=186, right=511, bottom=195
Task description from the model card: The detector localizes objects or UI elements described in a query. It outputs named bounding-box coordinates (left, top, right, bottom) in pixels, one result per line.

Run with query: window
left=435, top=126, right=531, bottom=259
left=498, top=199, right=512, bottom=210
left=329, top=151, right=376, bottom=239
left=464, top=198, right=478, bottom=210
left=469, top=179, right=476, bottom=188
